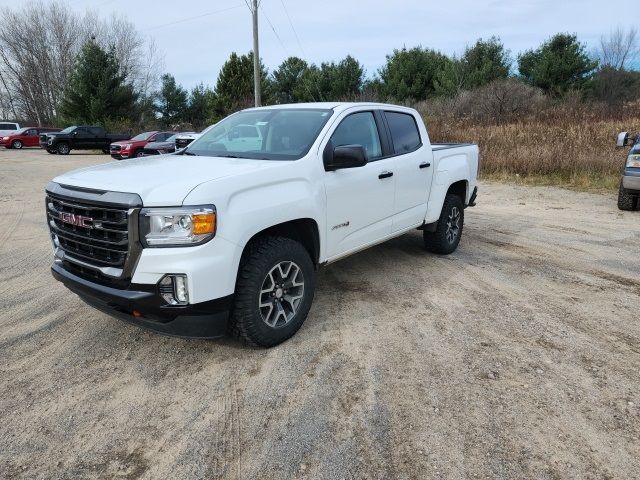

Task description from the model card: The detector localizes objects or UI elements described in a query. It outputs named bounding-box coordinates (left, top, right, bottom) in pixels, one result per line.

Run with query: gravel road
left=1, top=149, right=639, bottom=479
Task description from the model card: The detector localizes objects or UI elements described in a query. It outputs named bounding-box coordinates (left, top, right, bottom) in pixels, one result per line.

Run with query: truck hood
left=52, top=154, right=277, bottom=206
left=110, top=139, right=137, bottom=146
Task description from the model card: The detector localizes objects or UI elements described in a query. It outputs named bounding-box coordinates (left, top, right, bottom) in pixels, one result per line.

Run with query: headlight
left=2, top=136, right=9, bottom=140
left=139, top=206, right=216, bottom=247
left=626, top=154, right=640, bottom=168
left=122, top=143, right=132, bottom=150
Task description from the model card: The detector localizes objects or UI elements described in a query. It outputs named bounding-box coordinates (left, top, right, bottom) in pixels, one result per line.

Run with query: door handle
left=419, top=162, right=431, bottom=169
left=378, top=171, right=393, bottom=179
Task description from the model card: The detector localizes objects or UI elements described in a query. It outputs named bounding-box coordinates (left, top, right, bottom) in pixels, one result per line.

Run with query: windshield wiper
left=182, top=150, right=197, bottom=156
left=216, top=154, right=242, bottom=158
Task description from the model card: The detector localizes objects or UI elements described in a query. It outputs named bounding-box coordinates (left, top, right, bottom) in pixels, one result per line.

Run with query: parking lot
left=1, top=148, right=639, bottom=479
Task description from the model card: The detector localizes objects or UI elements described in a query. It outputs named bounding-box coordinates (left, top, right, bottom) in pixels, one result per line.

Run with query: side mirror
left=72, top=131, right=77, bottom=136
left=617, top=132, right=629, bottom=148
left=324, top=143, right=368, bottom=171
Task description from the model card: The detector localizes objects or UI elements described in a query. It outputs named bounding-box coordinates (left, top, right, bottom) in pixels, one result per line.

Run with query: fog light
left=159, top=274, right=189, bottom=305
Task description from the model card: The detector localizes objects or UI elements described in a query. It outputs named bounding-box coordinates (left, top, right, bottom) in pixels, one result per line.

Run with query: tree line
left=1, top=1, right=638, bottom=130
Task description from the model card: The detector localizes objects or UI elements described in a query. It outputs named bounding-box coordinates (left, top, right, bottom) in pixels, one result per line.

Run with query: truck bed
left=432, top=143, right=475, bottom=151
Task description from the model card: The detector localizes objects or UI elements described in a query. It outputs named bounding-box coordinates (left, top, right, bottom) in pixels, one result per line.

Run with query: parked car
left=174, top=132, right=200, bottom=150
left=143, top=132, right=194, bottom=156
left=110, top=131, right=175, bottom=160
left=0, top=121, right=20, bottom=138
left=616, top=131, right=640, bottom=211
left=2, top=127, right=61, bottom=149
left=45, top=102, right=479, bottom=347
left=40, top=126, right=129, bottom=155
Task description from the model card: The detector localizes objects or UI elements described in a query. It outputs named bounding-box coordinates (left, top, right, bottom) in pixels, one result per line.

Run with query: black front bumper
left=51, top=263, right=232, bottom=339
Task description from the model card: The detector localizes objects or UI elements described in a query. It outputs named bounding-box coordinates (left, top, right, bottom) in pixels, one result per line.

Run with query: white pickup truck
left=46, top=102, right=478, bottom=347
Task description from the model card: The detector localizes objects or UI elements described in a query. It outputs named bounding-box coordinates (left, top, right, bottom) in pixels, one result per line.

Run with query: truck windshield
left=186, top=109, right=333, bottom=160
left=60, top=126, right=77, bottom=134
left=131, top=132, right=154, bottom=141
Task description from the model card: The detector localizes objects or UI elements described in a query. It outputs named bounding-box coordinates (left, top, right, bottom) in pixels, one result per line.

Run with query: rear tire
left=56, top=142, right=70, bottom=155
left=423, top=193, right=465, bottom=255
left=11, top=140, right=23, bottom=149
left=618, top=181, right=637, bottom=211
left=229, top=236, right=316, bottom=347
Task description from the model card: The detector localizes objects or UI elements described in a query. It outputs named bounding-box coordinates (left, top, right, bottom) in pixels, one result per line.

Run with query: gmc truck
left=616, top=132, right=640, bottom=211
left=40, top=125, right=129, bottom=155
left=45, top=103, right=479, bottom=347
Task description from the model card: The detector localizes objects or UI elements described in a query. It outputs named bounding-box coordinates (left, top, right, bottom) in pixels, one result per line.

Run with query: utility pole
left=251, top=0, right=261, bottom=107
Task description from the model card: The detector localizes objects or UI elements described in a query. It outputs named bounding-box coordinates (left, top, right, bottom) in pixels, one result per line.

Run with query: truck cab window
left=384, top=111, right=421, bottom=154
left=330, top=112, right=382, bottom=160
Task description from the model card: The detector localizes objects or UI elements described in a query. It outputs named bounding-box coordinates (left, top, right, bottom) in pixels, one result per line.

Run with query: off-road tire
left=11, top=140, right=23, bottom=149
left=229, top=236, right=316, bottom=347
left=423, top=193, right=465, bottom=255
left=618, top=181, right=637, bottom=211
left=56, top=142, right=70, bottom=155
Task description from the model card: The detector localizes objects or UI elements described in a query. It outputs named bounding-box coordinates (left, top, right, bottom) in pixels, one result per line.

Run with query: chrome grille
left=46, top=193, right=130, bottom=275
left=110, top=144, right=122, bottom=152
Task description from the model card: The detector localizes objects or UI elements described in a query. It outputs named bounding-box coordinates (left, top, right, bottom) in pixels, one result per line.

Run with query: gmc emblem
left=59, top=212, right=93, bottom=228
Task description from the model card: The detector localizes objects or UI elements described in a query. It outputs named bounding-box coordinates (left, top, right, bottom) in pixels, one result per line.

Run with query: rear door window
left=384, top=111, right=422, bottom=154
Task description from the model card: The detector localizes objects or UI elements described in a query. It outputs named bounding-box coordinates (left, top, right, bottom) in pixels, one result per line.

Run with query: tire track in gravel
left=0, top=199, right=24, bottom=249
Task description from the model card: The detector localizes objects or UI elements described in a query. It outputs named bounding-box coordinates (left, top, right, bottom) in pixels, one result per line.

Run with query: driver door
left=323, top=110, right=396, bottom=259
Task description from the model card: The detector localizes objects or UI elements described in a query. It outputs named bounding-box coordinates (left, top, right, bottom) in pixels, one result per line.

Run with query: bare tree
left=597, top=26, right=639, bottom=70
left=0, top=1, right=163, bottom=125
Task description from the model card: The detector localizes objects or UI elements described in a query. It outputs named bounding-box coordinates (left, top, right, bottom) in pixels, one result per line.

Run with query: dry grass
left=420, top=101, right=640, bottom=190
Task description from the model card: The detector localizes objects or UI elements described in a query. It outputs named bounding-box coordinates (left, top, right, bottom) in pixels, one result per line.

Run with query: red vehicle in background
left=2, top=127, right=61, bottom=149
left=110, top=131, right=175, bottom=160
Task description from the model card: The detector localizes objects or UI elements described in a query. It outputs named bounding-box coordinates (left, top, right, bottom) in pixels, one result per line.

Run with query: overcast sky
left=3, top=0, right=637, bottom=89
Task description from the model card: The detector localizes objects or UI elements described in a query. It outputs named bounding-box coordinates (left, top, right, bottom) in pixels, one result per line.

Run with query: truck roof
left=243, top=102, right=418, bottom=114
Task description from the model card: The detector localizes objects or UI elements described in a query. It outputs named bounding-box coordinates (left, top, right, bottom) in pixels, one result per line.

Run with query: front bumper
left=51, top=262, right=232, bottom=338
left=110, top=153, right=130, bottom=160
left=622, top=173, right=640, bottom=192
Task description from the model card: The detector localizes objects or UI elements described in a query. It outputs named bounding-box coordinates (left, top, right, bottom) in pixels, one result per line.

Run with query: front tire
left=230, top=236, right=316, bottom=347
left=618, top=181, right=637, bottom=211
left=11, top=140, right=23, bottom=149
left=134, top=149, right=145, bottom=158
left=423, top=193, right=465, bottom=254
left=46, top=149, right=57, bottom=154
left=56, top=143, right=70, bottom=155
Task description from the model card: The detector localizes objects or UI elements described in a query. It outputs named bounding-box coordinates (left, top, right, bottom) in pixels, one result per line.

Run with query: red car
left=110, top=131, right=176, bottom=160
left=2, top=127, right=61, bottom=149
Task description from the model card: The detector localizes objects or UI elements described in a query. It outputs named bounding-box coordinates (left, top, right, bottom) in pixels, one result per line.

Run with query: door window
left=26, top=129, right=37, bottom=136
left=330, top=112, right=382, bottom=160
left=384, top=111, right=421, bottom=154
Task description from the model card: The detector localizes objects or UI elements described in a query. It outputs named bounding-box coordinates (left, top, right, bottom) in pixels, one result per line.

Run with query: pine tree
left=156, top=74, right=188, bottom=127
left=61, top=39, right=137, bottom=125
left=214, top=52, right=271, bottom=117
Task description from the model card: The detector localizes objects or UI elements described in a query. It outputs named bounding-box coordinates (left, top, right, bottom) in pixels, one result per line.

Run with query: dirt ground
left=0, top=148, right=638, bottom=480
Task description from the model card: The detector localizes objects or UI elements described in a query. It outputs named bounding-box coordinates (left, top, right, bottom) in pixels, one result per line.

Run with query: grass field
left=424, top=104, right=640, bottom=190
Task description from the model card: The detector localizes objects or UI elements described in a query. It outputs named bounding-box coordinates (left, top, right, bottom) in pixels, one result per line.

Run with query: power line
left=279, top=0, right=305, bottom=57
left=142, top=4, right=244, bottom=32
left=260, top=5, right=288, bottom=56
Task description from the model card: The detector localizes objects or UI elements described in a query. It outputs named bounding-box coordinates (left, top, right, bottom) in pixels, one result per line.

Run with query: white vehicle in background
left=46, top=102, right=479, bottom=347
left=0, top=121, right=20, bottom=137
left=174, top=132, right=201, bottom=150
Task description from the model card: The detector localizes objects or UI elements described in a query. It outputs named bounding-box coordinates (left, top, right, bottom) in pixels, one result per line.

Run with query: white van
left=0, top=122, right=20, bottom=138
